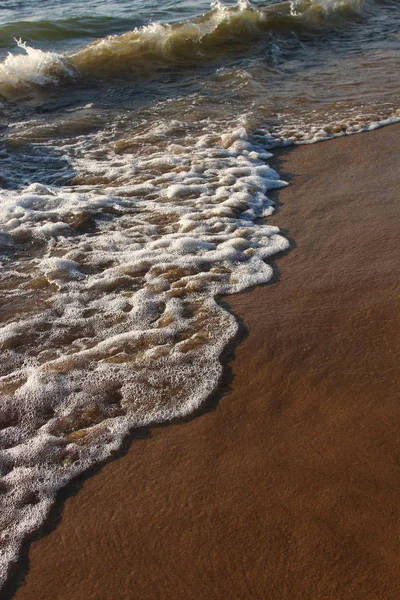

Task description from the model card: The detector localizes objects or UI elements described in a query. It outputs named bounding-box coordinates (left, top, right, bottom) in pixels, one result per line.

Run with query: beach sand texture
left=10, top=124, right=400, bottom=600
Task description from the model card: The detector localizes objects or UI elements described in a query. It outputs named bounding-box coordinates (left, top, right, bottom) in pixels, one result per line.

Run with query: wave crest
left=70, top=0, right=268, bottom=78
left=0, top=0, right=368, bottom=90
left=69, top=0, right=367, bottom=79
left=0, top=39, right=74, bottom=89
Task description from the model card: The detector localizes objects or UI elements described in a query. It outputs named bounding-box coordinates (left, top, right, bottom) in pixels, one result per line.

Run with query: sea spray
left=0, top=38, right=74, bottom=87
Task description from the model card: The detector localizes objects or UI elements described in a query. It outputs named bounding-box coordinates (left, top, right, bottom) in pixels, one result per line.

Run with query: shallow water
left=0, top=0, right=399, bottom=589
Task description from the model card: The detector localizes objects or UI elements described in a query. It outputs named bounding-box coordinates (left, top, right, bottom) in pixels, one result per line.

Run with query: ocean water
left=0, top=0, right=399, bottom=588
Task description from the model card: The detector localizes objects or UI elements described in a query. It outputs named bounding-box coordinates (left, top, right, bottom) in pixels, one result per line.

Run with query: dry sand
left=8, top=124, right=400, bottom=600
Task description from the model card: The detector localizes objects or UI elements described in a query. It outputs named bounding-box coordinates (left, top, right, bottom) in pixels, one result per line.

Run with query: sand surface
left=8, top=124, right=400, bottom=600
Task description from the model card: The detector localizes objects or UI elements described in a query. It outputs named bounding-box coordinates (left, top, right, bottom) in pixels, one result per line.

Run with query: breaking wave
left=0, top=0, right=369, bottom=89
left=0, top=39, right=74, bottom=87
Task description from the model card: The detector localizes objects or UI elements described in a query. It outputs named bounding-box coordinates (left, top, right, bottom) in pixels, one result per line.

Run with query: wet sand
left=10, top=124, right=400, bottom=600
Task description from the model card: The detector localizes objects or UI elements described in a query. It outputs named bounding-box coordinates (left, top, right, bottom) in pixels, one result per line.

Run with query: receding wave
left=0, top=0, right=368, bottom=90
left=0, top=115, right=289, bottom=589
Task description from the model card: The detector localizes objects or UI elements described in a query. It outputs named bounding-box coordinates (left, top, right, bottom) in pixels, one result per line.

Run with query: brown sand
left=10, top=124, right=400, bottom=600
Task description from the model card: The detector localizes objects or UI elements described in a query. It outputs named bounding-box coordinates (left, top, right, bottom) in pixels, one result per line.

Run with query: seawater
left=0, top=0, right=399, bottom=588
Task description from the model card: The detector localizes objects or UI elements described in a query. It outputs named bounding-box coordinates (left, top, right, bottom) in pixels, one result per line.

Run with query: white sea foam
left=254, top=110, right=400, bottom=148
left=0, top=120, right=288, bottom=587
left=0, top=39, right=74, bottom=87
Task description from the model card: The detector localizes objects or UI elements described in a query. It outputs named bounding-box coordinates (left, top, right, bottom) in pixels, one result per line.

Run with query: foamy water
left=0, top=0, right=399, bottom=590
left=0, top=116, right=290, bottom=587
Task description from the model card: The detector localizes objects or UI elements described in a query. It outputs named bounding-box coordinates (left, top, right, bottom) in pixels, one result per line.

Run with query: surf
left=0, top=0, right=368, bottom=91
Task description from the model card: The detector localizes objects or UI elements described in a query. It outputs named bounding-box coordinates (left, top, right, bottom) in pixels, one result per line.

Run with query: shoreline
left=8, top=123, right=400, bottom=600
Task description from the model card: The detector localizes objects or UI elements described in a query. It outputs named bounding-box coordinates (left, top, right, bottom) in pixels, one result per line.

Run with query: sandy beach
left=8, top=123, right=400, bottom=600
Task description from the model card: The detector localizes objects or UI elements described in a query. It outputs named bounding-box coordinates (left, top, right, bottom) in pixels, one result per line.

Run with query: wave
left=0, top=117, right=289, bottom=590
left=0, top=0, right=369, bottom=90
left=0, top=39, right=74, bottom=87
